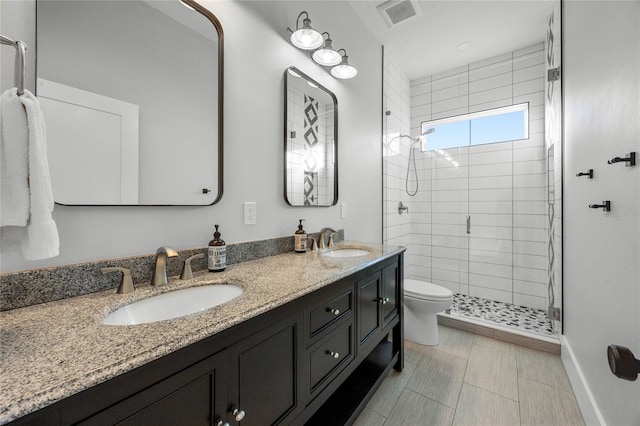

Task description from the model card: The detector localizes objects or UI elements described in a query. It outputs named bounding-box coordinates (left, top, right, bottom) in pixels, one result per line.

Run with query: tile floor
left=354, top=325, right=584, bottom=426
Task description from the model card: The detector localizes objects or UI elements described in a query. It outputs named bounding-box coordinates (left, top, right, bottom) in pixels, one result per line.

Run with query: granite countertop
left=0, top=242, right=404, bottom=424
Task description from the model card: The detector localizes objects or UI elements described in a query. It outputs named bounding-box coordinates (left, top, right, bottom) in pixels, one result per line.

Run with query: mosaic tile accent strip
left=0, top=230, right=344, bottom=311
left=304, top=94, right=319, bottom=206
left=449, top=293, right=553, bottom=336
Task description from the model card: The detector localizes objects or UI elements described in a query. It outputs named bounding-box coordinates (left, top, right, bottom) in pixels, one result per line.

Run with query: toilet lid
left=404, top=279, right=453, bottom=301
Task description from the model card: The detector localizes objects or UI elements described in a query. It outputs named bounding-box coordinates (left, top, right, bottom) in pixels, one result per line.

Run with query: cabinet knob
left=379, top=297, right=390, bottom=305
left=232, top=408, right=246, bottom=421
left=328, top=351, right=340, bottom=359
left=328, top=308, right=340, bottom=316
left=216, top=421, right=230, bottom=426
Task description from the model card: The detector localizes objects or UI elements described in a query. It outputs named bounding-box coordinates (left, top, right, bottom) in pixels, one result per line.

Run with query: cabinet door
left=81, top=351, right=228, bottom=426
left=228, top=316, right=301, bottom=425
left=381, top=263, right=399, bottom=326
left=357, top=272, right=381, bottom=346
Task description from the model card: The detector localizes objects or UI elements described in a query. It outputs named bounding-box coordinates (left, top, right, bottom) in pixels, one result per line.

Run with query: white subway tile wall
left=384, top=42, right=548, bottom=312
left=383, top=53, right=413, bottom=276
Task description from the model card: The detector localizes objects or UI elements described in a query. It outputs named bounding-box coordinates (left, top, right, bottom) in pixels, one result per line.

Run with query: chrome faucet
left=318, top=227, right=337, bottom=250
left=151, top=246, right=179, bottom=286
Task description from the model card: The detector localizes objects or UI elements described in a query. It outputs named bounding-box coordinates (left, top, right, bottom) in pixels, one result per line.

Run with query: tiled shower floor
left=448, top=293, right=554, bottom=336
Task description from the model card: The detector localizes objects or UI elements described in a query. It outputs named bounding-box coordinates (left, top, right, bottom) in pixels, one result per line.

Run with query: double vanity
left=1, top=243, right=405, bottom=425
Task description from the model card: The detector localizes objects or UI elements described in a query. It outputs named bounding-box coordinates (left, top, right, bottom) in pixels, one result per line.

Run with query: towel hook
left=607, top=152, right=636, bottom=167
left=0, top=34, right=26, bottom=96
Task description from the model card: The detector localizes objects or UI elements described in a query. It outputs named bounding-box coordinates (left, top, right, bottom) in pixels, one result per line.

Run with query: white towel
left=18, top=90, right=59, bottom=260
left=0, top=88, right=30, bottom=227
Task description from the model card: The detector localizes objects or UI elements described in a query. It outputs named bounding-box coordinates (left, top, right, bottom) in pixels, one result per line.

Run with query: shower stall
left=382, top=8, right=562, bottom=338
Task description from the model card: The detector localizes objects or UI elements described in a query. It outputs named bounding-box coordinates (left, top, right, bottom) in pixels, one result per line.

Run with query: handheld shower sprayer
left=405, top=128, right=435, bottom=196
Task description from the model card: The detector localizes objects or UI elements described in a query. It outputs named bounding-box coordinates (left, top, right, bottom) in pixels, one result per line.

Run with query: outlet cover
left=244, top=202, right=257, bottom=225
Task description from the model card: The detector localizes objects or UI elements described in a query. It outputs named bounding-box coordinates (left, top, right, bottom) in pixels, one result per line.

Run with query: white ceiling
left=348, top=0, right=556, bottom=80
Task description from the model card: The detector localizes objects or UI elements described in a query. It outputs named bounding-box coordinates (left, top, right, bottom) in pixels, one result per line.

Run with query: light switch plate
left=244, top=202, right=257, bottom=225
left=341, top=203, right=347, bottom=219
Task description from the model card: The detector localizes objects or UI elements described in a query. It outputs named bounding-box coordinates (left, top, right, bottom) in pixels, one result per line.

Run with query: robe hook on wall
left=607, top=152, right=636, bottom=166
left=576, top=169, right=594, bottom=179
left=588, top=201, right=611, bottom=212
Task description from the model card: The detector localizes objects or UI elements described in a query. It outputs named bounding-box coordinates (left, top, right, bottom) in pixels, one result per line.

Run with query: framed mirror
left=284, top=67, right=338, bottom=206
left=36, top=0, right=223, bottom=206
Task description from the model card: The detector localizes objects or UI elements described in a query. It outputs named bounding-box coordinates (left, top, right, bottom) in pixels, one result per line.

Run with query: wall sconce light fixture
left=330, top=49, right=358, bottom=79
left=312, top=33, right=342, bottom=66
left=289, top=11, right=323, bottom=50
left=288, top=12, right=358, bottom=79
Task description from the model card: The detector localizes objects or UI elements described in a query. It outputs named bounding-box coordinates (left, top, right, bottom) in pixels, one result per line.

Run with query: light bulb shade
left=290, top=18, right=323, bottom=50
left=331, top=55, right=358, bottom=79
left=312, top=38, right=342, bottom=66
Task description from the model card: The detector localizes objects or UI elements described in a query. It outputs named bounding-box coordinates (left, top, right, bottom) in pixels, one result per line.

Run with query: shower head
left=422, top=127, right=436, bottom=136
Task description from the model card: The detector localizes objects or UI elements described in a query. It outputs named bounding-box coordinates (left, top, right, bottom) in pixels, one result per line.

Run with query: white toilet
left=404, top=279, right=454, bottom=345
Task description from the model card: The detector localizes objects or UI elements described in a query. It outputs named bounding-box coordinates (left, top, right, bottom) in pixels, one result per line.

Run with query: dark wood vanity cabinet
left=357, top=263, right=400, bottom=350
left=10, top=253, right=403, bottom=426
left=79, top=351, right=229, bottom=426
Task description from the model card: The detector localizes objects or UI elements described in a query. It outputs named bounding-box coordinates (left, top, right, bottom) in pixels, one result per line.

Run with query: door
left=381, top=263, right=399, bottom=325
left=357, top=272, right=381, bottom=346
left=81, top=351, right=228, bottom=425
left=227, top=316, right=302, bottom=425
left=563, top=1, right=640, bottom=423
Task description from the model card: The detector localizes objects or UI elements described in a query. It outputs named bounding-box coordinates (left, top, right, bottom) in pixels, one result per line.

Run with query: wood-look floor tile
left=435, top=325, right=475, bottom=360
left=405, top=347, right=467, bottom=408
left=384, top=388, right=455, bottom=426
left=464, top=344, right=518, bottom=401
left=519, top=377, right=585, bottom=426
left=453, top=383, right=520, bottom=426
left=516, top=345, right=572, bottom=391
left=473, top=334, right=518, bottom=356
left=367, top=340, right=426, bottom=416
left=354, top=407, right=387, bottom=426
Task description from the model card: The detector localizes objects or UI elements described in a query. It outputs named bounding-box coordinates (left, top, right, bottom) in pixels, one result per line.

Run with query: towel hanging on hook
left=0, top=34, right=26, bottom=96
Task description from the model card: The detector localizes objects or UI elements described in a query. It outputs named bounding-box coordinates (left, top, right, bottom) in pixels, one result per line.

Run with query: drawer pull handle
left=232, top=408, right=246, bottom=421
left=328, top=308, right=340, bottom=316
left=328, top=351, right=340, bottom=359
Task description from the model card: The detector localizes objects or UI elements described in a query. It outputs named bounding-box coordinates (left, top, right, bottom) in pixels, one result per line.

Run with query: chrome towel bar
left=0, top=34, right=26, bottom=96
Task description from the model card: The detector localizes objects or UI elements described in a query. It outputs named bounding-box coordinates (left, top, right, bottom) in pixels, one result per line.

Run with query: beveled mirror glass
left=284, top=67, right=338, bottom=206
left=36, top=0, right=223, bottom=205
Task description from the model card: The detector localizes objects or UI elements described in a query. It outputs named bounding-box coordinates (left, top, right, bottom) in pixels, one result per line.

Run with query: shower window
left=421, top=103, right=529, bottom=151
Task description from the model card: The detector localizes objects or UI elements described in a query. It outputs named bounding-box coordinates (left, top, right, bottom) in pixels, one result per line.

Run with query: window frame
left=420, top=102, right=530, bottom=151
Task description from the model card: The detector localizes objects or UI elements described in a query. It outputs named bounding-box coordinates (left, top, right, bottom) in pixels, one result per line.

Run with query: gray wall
left=563, top=1, right=640, bottom=424
left=0, top=1, right=383, bottom=272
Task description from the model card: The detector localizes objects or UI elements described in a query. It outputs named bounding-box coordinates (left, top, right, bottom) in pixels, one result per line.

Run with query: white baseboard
left=560, top=336, right=606, bottom=426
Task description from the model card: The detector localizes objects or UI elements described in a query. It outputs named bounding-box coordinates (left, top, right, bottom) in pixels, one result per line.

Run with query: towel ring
left=1, top=34, right=26, bottom=96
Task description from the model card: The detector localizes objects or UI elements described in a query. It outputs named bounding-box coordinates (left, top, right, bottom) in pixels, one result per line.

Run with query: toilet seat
left=404, top=279, right=453, bottom=301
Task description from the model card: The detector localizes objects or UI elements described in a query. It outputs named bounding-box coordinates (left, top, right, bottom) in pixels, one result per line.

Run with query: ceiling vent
left=377, top=0, right=422, bottom=27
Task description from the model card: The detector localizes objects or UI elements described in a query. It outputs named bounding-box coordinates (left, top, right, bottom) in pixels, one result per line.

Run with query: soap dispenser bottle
left=208, top=225, right=226, bottom=272
left=294, top=219, right=307, bottom=253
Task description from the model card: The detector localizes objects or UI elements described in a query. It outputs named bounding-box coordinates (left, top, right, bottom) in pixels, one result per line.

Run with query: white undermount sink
left=322, top=248, right=369, bottom=258
left=103, top=284, right=243, bottom=325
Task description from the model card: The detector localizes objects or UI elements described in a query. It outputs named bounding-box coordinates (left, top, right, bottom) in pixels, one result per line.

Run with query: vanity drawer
left=309, top=289, right=352, bottom=339
left=309, top=322, right=353, bottom=393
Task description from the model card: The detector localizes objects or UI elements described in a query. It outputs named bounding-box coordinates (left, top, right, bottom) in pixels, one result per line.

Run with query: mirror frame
left=283, top=67, right=338, bottom=207
left=37, top=0, right=224, bottom=206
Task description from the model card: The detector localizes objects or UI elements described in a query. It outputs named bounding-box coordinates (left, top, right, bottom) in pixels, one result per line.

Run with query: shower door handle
left=466, top=215, right=471, bottom=234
